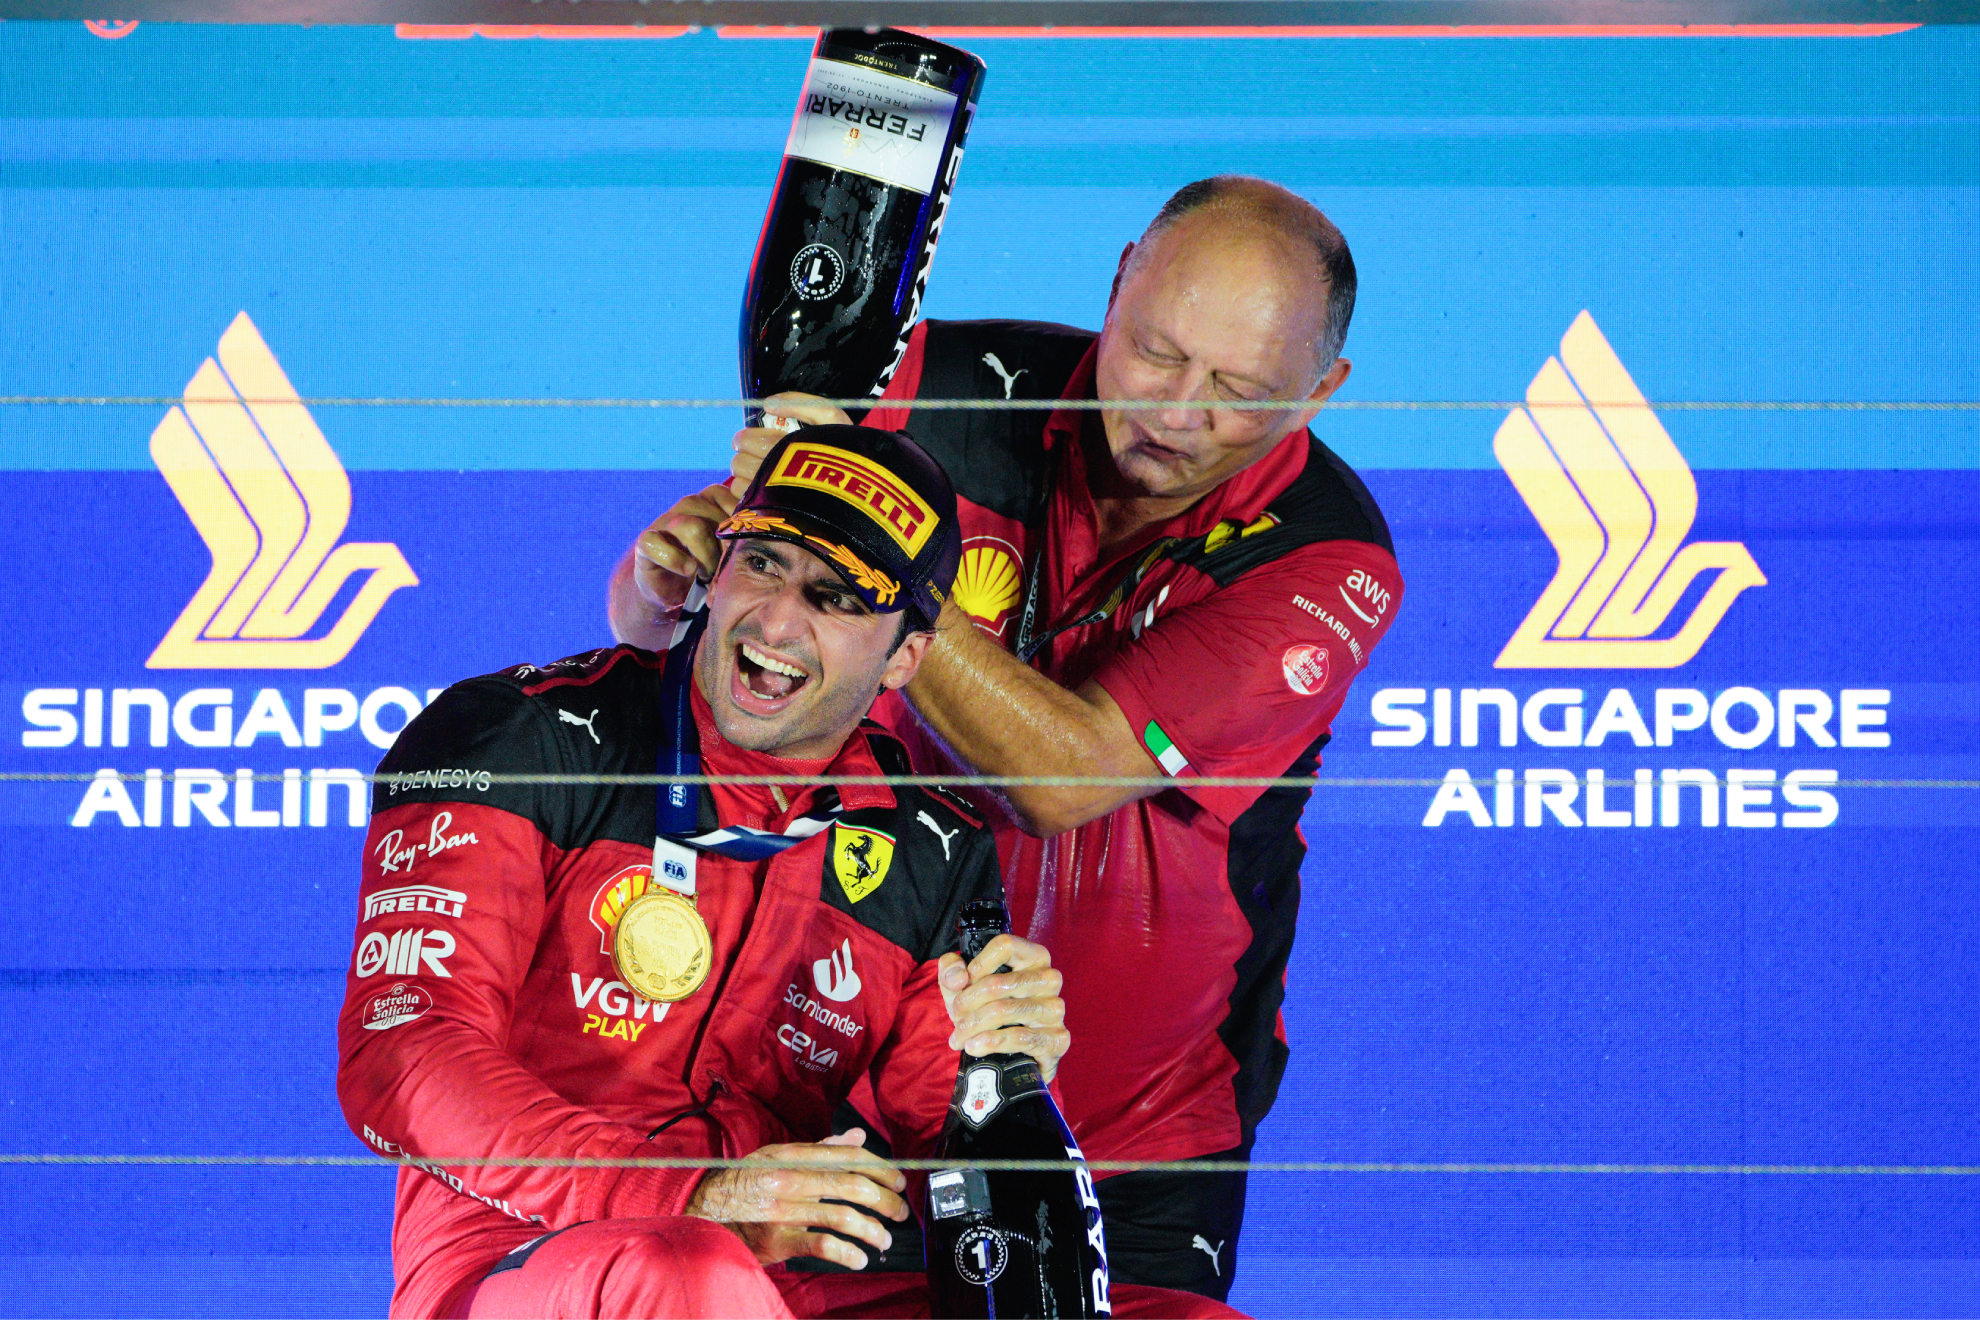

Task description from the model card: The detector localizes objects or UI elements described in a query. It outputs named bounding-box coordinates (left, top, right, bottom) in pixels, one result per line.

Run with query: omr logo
left=1494, top=311, right=1765, bottom=669
left=148, top=313, right=417, bottom=669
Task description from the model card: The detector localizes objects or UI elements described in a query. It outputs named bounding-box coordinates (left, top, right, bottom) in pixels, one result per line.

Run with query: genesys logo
left=148, top=312, right=416, bottom=669
left=1495, top=312, right=1764, bottom=669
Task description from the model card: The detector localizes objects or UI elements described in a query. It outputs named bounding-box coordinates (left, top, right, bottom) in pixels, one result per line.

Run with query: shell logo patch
left=1203, top=512, right=1280, bottom=556
left=831, top=825, right=895, bottom=904
left=587, top=864, right=652, bottom=955
left=953, top=540, right=1022, bottom=633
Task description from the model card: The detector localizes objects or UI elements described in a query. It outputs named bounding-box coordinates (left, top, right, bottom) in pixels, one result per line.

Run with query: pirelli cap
left=717, top=425, right=961, bottom=627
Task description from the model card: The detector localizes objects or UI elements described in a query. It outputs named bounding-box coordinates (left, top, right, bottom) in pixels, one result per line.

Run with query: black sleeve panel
left=372, top=677, right=562, bottom=832
left=374, top=650, right=666, bottom=854
left=921, top=823, right=1004, bottom=964
left=899, top=318, right=1096, bottom=526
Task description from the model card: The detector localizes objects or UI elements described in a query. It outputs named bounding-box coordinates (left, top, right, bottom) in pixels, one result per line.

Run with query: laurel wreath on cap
left=819, top=539, right=901, bottom=608
left=718, top=510, right=902, bottom=608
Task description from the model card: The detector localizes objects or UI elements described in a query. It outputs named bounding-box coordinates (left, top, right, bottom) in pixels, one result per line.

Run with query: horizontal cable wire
left=5, top=1154, right=1979, bottom=1175
left=0, top=395, right=1975, bottom=412
left=4, top=771, right=1976, bottom=789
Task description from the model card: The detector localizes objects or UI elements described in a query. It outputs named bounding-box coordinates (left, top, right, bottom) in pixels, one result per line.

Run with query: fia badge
left=613, top=889, right=711, bottom=1003
left=960, top=1064, right=1002, bottom=1127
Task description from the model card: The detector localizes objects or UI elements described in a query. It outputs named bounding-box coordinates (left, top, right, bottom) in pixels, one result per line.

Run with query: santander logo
left=811, top=938, right=862, bottom=1003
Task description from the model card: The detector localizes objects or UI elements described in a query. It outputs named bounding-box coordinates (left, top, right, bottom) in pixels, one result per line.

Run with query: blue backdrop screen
left=2, top=20, right=1976, bottom=1317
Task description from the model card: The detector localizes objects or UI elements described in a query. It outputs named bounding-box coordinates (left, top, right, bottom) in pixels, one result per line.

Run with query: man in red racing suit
left=338, top=426, right=1237, bottom=1319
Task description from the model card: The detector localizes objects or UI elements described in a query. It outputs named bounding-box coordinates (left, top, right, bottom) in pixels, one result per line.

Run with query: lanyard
left=650, top=588, right=843, bottom=901
left=1012, top=535, right=1186, bottom=665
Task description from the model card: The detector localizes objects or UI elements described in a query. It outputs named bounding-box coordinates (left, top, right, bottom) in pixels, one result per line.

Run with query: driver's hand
left=629, top=483, right=738, bottom=615
left=939, top=933, right=1071, bottom=1083
left=683, top=1130, right=908, bottom=1270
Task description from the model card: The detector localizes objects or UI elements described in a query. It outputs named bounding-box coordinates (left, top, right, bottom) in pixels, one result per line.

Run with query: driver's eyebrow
left=743, top=539, right=796, bottom=569
left=802, top=575, right=873, bottom=617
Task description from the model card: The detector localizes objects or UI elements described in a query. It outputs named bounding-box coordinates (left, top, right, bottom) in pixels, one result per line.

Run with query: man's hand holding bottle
left=685, top=933, right=1068, bottom=1268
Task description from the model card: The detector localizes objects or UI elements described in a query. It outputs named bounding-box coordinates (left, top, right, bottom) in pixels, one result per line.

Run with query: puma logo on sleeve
left=981, top=351, right=1028, bottom=399
left=917, top=809, right=960, bottom=860
left=557, top=708, right=602, bottom=745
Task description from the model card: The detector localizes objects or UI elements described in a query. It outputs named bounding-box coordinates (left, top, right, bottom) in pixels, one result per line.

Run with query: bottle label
left=784, top=57, right=958, bottom=195
left=953, top=1057, right=1046, bottom=1128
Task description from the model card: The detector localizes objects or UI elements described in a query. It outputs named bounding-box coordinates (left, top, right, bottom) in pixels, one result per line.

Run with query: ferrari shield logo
left=831, top=825, right=895, bottom=904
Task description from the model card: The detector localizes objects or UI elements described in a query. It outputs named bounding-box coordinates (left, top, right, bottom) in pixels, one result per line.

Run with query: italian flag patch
left=1143, top=721, right=1190, bottom=776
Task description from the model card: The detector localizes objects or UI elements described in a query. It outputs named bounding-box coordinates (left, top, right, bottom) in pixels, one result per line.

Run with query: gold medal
left=612, top=889, right=712, bottom=1003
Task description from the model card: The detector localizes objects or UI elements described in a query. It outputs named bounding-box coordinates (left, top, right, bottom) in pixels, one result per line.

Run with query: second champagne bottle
left=925, top=900, right=1111, bottom=1318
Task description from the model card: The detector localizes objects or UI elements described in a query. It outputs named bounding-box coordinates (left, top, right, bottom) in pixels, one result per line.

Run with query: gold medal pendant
left=613, top=889, right=712, bottom=1003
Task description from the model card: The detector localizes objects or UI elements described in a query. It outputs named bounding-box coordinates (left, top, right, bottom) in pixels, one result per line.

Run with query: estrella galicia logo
left=1494, top=311, right=1765, bottom=668
left=148, top=312, right=417, bottom=669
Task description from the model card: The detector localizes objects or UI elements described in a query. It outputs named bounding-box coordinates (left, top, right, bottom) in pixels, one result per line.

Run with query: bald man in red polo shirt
left=614, top=176, right=1402, bottom=1302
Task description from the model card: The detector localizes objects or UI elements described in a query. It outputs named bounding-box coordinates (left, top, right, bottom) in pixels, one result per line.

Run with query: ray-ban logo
left=148, top=312, right=417, bottom=669
left=1495, top=311, right=1765, bottom=669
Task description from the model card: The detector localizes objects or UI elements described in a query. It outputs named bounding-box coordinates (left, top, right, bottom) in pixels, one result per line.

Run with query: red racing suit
left=864, top=320, right=1404, bottom=1170
left=335, top=643, right=1001, bottom=1318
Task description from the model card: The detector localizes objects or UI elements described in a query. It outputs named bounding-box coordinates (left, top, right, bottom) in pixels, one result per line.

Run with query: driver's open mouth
left=737, top=641, right=811, bottom=700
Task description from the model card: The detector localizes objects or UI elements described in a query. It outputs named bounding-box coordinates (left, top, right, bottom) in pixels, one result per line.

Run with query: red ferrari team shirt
left=866, top=323, right=1403, bottom=1167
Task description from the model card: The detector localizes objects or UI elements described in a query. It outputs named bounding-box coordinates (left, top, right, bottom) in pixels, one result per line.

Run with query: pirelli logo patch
left=767, top=443, right=937, bottom=557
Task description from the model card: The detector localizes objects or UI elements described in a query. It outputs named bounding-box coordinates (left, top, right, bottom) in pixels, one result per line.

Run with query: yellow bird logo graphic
left=147, top=312, right=417, bottom=669
left=1494, top=311, right=1764, bottom=668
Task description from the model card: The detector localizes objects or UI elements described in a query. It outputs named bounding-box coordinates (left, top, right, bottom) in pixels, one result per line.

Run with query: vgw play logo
left=148, top=312, right=415, bottom=668
left=1494, top=311, right=1763, bottom=668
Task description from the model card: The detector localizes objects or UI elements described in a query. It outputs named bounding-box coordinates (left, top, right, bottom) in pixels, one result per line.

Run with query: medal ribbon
left=652, top=583, right=843, bottom=900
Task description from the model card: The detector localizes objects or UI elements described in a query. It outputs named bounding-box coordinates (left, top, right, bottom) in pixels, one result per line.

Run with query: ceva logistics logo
left=148, top=312, right=416, bottom=669
left=1495, top=311, right=1765, bottom=668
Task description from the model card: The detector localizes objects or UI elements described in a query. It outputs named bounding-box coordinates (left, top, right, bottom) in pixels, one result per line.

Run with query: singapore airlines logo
left=1494, top=311, right=1764, bottom=669
left=147, top=312, right=416, bottom=669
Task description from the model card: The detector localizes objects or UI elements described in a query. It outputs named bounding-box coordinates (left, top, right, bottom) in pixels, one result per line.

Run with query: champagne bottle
left=926, top=901, right=1110, bottom=1319
left=739, top=27, right=986, bottom=425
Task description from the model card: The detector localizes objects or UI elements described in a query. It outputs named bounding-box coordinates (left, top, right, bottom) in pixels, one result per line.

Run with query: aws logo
left=1495, top=311, right=1765, bottom=669
left=148, top=312, right=416, bottom=669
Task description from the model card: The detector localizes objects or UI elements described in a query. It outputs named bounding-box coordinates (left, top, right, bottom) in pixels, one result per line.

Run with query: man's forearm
left=905, top=605, right=1157, bottom=836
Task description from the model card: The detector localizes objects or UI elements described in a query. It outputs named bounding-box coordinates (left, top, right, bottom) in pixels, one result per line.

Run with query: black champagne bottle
left=739, top=28, right=986, bottom=424
left=925, top=901, right=1110, bottom=1318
